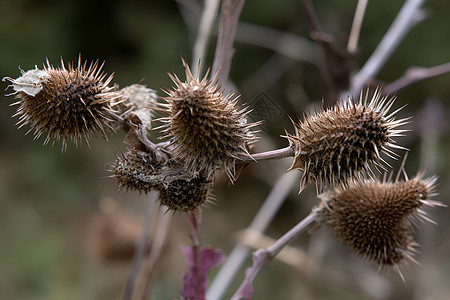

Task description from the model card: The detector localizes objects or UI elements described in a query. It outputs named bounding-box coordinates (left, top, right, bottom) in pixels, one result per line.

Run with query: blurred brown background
left=1, top=0, right=450, bottom=299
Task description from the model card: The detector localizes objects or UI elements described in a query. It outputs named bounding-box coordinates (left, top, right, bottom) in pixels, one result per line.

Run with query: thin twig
left=192, top=0, right=221, bottom=77
left=229, top=212, right=317, bottom=300
left=383, top=62, right=450, bottom=95
left=347, top=0, right=369, bottom=53
left=238, top=145, right=295, bottom=163
left=300, top=0, right=354, bottom=98
left=350, top=0, right=426, bottom=95
left=138, top=209, right=173, bottom=300
left=206, top=171, right=300, bottom=300
left=211, top=0, right=246, bottom=84
left=123, top=191, right=159, bottom=300
left=300, top=0, right=334, bottom=91
left=234, top=22, right=319, bottom=65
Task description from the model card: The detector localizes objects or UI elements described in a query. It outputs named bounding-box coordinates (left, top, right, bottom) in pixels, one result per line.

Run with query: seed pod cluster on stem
left=112, top=128, right=212, bottom=212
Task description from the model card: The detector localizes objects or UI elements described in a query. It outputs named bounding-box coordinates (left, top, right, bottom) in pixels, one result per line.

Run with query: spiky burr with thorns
left=3, top=57, right=121, bottom=150
left=155, top=58, right=259, bottom=182
left=286, top=90, right=410, bottom=192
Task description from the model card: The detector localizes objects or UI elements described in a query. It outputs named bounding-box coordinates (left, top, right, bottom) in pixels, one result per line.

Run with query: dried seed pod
left=116, top=84, right=157, bottom=131
left=314, top=172, right=441, bottom=275
left=158, top=177, right=212, bottom=212
left=156, top=58, right=259, bottom=181
left=3, top=57, right=121, bottom=150
left=286, top=90, right=409, bottom=192
left=113, top=148, right=162, bottom=193
left=112, top=139, right=211, bottom=212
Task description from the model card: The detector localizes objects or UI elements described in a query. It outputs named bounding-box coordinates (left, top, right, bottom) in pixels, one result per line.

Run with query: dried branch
left=230, top=212, right=317, bottom=300
left=123, top=191, right=159, bottom=300
left=136, top=210, right=172, bottom=300
left=383, top=62, right=450, bottom=95
left=192, top=0, right=221, bottom=76
left=237, top=145, right=295, bottom=163
left=347, top=0, right=369, bottom=53
left=211, top=0, right=246, bottom=84
left=350, top=0, right=426, bottom=95
left=206, top=171, right=300, bottom=300
left=300, top=0, right=354, bottom=98
left=234, top=22, right=319, bottom=65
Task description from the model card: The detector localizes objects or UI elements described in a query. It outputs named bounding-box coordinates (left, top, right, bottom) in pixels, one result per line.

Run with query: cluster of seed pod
left=112, top=138, right=212, bottom=212
left=283, top=90, right=443, bottom=275
left=3, top=57, right=444, bottom=274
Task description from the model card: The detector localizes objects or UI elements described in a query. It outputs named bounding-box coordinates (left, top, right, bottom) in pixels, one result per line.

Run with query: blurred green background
left=1, top=0, right=450, bottom=299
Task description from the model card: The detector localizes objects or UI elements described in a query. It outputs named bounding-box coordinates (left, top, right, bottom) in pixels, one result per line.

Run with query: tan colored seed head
left=315, top=172, right=441, bottom=276
left=3, top=57, right=120, bottom=150
left=113, top=144, right=212, bottom=212
left=158, top=177, right=212, bottom=212
left=156, top=58, right=259, bottom=181
left=286, top=90, right=409, bottom=192
left=113, top=148, right=162, bottom=193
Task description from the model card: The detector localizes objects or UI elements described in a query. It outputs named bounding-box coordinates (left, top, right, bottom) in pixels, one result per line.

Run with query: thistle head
left=3, top=56, right=121, bottom=150
left=112, top=143, right=212, bottom=212
left=286, top=90, right=409, bottom=192
left=113, top=148, right=162, bottom=193
left=156, top=58, right=259, bottom=181
left=158, top=177, right=212, bottom=212
left=314, top=171, right=442, bottom=276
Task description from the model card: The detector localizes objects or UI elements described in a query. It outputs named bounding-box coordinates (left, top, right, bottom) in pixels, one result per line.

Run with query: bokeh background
left=1, top=0, right=450, bottom=299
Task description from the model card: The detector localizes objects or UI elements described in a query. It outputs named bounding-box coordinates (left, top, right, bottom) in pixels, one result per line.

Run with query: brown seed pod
left=112, top=141, right=212, bottom=212
left=286, top=90, right=409, bottom=192
left=3, top=57, right=121, bottom=150
left=113, top=147, right=163, bottom=193
left=314, top=172, right=441, bottom=276
left=156, top=58, right=259, bottom=181
left=158, top=177, right=212, bottom=212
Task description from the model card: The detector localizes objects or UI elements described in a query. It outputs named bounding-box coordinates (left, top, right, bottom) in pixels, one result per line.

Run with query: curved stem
left=350, top=0, right=426, bottom=95
left=123, top=191, right=159, bottom=300
left=238, top=145, right=295, bottom=163
left=206, top=171, right=300, bottom=300
left=230, top=211, right=317, bottom=300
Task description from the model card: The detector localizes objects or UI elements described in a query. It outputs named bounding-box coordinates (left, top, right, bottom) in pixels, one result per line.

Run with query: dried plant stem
left=300, top=0, right=334, bottom=90
left=206, top=171, right=300, bottom=300
left=123, top=191, right=159, bottom=300
left=136, top=209, right=172, bottom=300
left=230, top=212, right=316, bottom=300
left=347, top=0, right=369, bottom=53
left=187, top=209, right=203, bottom=297
left=211, top=0, right=246, bottom=84
left=383, top=63, right=450, bottom=95
left=234, top=22, right=319, bottom=65
left=192, top=0, right=221, bottom=76
left=238, top=145, right=295, bottom=163
left=351, top=0, right=426, bottom=95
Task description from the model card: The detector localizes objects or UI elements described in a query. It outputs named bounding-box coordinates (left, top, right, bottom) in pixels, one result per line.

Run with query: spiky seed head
left=286, top=90, right=409, bottom=192
left=113, top=145, right=211, bottom=212
left=113, top=148, right=162, bottom=193
left=314, top=172, right=441, bottom=272
left=157, top=58, right=259, bottom=181
left=158, top=177, right=211, bottom=212
left=3, top=57, right=121, bottom=150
